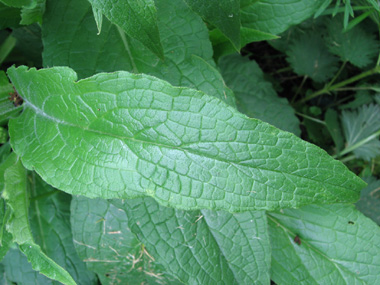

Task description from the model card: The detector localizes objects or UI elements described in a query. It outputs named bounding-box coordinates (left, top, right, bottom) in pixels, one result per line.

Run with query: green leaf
left=0, top=0, right=32, bottom=8
left=325, top=15, right=379, bottom=68
left=0, top=3, right=21, bottom=29
left=325, top=109, right=345, bottom=152
left=0, top=34, right=16, bottom=65
left=183, top=0, right=241, bottom=50
left=8, top=65, right=365, bottom=211
left=356, top=176, right=380, bottom=225
left=268, top=204, right=380, bottom=284
left=1, top=153, right=76, bottom=285
left=29, top=173, right=98, bottom=284
left=286, top=33, right=339, bottom=82
left=219, top=54, right=300, bottom=136
left=0, top=71, right=22, bottom=125
left=87, top=0, right=164, bottom=59
left=341, top=103, right=380, bottom=160
left=1, top=247, right=53, bottom=284
left=19, top=0, right=45, bottom=25
left=240, top=0, right=324, bottom=35
left=121, top=197, right=271, bottom=283
left=41, top=0, right=233, bottom=106
left=71, top=196, right=178, bottom=284
left=210, top=27, right=278, bottom=60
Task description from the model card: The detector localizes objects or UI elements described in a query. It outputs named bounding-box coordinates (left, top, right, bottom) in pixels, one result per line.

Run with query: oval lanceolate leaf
left=87, top=0, right=164, bottom=59
left=8, top=65, right=365, bottom=212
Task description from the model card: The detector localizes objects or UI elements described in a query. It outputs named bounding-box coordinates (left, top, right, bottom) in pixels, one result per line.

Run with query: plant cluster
left=0, top=0, right=380, bottom=284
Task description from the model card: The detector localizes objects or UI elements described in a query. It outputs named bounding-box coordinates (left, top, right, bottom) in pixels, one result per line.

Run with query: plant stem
left=297, top=65, right=380, bottom=104
left=295, top=111, right=326, bottom=125
left=334, top=129, right=380, bottom=158
left=326, top=61, right=346, bottom=88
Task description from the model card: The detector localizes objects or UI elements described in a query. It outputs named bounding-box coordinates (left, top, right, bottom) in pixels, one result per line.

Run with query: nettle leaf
left=8, top=65, right=365, bottom=211
left=19, top=0, right=45, bottom=25
left=0, top=70, right=22, bottom=124
left=1, top=153, right=76, bottom=284
left=219, top=54, right=300, bottom=136
left=42, top=0, right=235, bottom=106
left=183, top=0, right=241, bottom=50
left=341, top=103, right=380, bottom=161
left=71, top=196, right=178, bottom=284
left=119, top=197, right=270, bottom=284
left=87, top=0, right=164, bottom=59
left=356, top=176, right=380, bottom=225
left=268, top=204, right=380, bottom=284
left=29, top=173, right=97, bottom=284
left=240, top=0, right=323, bottom=35
left=325, top=15, right=379, bottom=68
left=286, top=33, right=339, bottom=82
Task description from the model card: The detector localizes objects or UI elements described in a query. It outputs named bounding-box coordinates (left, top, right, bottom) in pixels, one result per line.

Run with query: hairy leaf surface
left=268, top=204, right=380, bottom=284
left=8, top=65, right=365, bottom=212
left=87, top=0, right=163, bottom=59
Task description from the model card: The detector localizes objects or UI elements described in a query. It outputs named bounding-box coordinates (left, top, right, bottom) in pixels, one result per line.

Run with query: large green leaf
left=71, top=196, right=178, bottom=284
left=8, top=65, right=365, bottom=211
left=120, top=197, right=270, bottom=283
left=268, top=204, right=380, bottom=284
left=240, top=0, right=323, bottom=35
left=219, top=54, right=300, bottom=136
left=1, top=153, right=76, bottom=284
left=42, top=0, right=235, bottom=107
left=183, top=0, right=241, bottom=50
left=29, top=173, right=97, bottom=284
left=87, top=0, right=163, bottom=59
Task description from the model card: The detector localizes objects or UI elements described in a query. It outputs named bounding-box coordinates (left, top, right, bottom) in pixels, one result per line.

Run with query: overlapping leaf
left=183, top=0, right=241, bottom=49
left=356, top=176, right=380, bottom=225
left=87, top=0, right=163, bottom=59
left=71, top=196, right=178, bottom=284
left=219, top=54, right=300, bottom=136
left=268, top=204, right=380, bottom=284
left=8, top=65, right=365, bottom=211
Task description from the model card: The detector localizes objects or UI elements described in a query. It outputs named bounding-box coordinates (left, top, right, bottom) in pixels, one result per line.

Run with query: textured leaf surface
left=121, top=197, right=270, bottom=284
left=183, top=0, right=240, bottom=49
left=1, top=153, right=76, bottom=285
left=87, top=0, right=163, bottom=59
left=8, top=65, right=365, bottom=211
left=219, top=54, right=300, bottom=136
left=325, top=16, right=379, bottom=68
left=42, top=0, right=235, bottom=106
left=286, top=33, right=339, bottom=82
left=0, top=3, right=21, bottom=29
left=268, top=204, right=380, bottom=284
left=341, top=104, right=380, bottom=160
left=29, top=173, right=97, bottom=284
left=0, top=70, right=22, bottom=125
left=240, top=0, right=323, bottom=35
left=356, top=176, right=380, bottom=225
left=71, top=196, right=178, bottom=284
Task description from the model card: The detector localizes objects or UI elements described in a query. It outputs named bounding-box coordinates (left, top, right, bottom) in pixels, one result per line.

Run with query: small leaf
left=286, top=33, right=339, bottom=82
left=87, top=0, right=164, bottom=59
left=8, top=66, right=365, bottom=212
left=341, top=103, right=380, bottom=160
left=19, top=0, right=45, bottom=25
left=184, top=0, right=241, bottom=50
left=325, top=15, right=379, bottom=68
left=268, top=204, right=380, bottom=284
